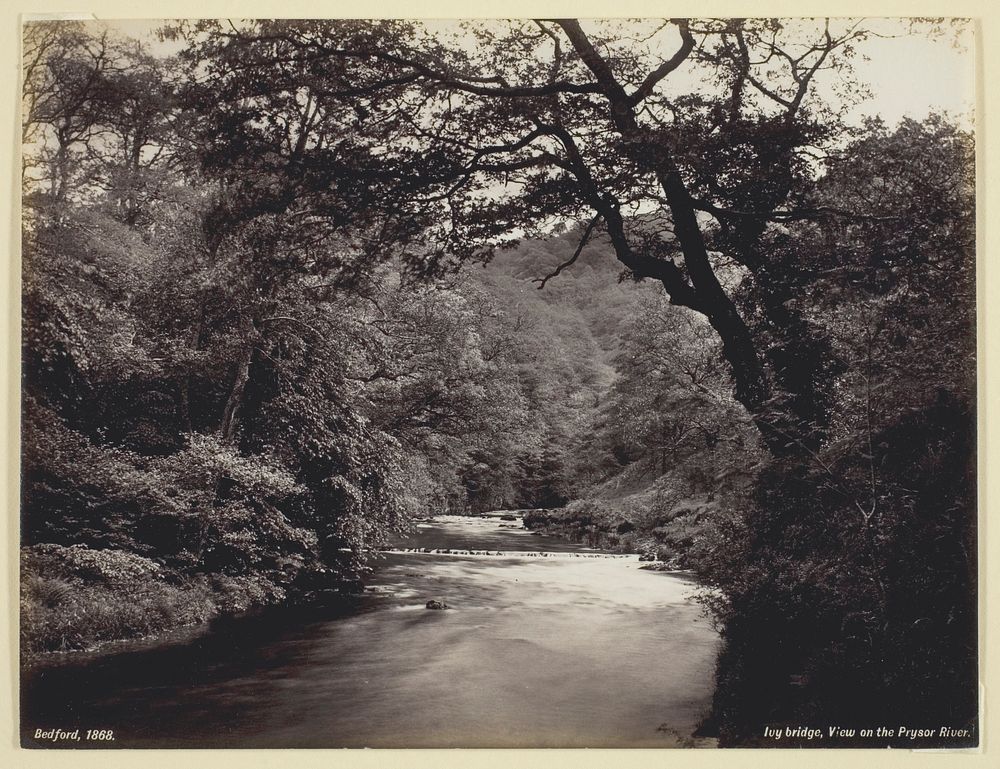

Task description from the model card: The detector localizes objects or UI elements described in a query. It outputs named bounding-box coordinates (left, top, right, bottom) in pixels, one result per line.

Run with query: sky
left=833, top=19, right=975, bottom=127
left=41, top=16, right=978, bottom=129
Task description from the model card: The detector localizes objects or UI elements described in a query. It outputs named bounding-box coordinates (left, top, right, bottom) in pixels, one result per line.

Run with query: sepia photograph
left=18, top=14, right=978, bottom=750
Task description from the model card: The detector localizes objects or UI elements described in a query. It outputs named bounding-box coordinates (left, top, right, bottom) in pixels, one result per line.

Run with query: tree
left=177, top=19, right=898, bottom=458
left=689, top=114, right=976, bottom=743
left=21, top=22, right=420, bottom=610
left=607, top=291, right=755, bottom=477
left=22, top=21, right=112, bottom=202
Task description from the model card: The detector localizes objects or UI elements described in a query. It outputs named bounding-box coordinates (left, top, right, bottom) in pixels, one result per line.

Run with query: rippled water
left=21, top=516, right=719, bottom=748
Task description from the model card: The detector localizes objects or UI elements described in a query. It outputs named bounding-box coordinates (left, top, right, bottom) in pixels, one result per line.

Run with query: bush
left=21, top=544, right=217, bottom=655
left=693, top=393, right=978, bottom=745
left=208, top=572, right=287, bottom=613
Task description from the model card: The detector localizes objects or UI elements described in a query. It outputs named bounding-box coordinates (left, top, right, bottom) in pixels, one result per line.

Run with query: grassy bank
left=20, top=544, right=290, bottom=658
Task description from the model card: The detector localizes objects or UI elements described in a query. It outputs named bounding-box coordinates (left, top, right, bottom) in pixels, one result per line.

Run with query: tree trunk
left=179, top=303, right=205, bottom=434
left=724, top=217, right=846, bottom=449
left=219, top=342, right=253, bottom=443
left=558, top=19, right=822, bottom=457
left=197, top=314, right=257, bottom=559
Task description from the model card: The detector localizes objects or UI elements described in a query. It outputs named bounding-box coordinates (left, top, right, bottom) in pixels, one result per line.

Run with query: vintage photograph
left=19, top=17, right=977, bottom=749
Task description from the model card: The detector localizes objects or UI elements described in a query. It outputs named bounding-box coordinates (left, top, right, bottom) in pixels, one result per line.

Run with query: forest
left=20, top=18, right=976, bottom=746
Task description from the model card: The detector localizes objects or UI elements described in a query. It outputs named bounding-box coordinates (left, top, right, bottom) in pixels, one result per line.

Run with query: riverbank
left=18, top=512, right=633, bottom=662
left=20, top=542, right=357, bottom=662
left=22, top=515, right=720, bottom=748
left=515, top=495, right=719, bottom=570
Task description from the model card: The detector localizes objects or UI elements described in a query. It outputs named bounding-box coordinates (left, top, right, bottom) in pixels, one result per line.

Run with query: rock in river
left=425, top=599, right=450, bottom=610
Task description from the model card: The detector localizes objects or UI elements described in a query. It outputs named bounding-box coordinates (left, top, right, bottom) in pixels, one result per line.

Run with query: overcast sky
left=74, top=17, right=976, bottom=129
left=835, top=19, right=974, bottom=126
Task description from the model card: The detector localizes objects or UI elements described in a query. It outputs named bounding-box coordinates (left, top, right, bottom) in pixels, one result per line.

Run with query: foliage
left=20, top=544, right=215, bottom=654
left=689, top=118, right=976, bottom=744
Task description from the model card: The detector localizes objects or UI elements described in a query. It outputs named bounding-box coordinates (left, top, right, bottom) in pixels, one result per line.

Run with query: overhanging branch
left=628, top=20, right=696, bottom=106
left=533, top=213, right=602, bottom=288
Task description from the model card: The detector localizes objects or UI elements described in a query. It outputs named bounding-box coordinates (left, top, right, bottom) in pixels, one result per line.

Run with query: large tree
left=179, top=18, right=902, bottom=455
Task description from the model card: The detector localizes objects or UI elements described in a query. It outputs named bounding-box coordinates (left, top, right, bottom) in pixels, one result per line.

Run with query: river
left=21, top=515, right=719, bottom=748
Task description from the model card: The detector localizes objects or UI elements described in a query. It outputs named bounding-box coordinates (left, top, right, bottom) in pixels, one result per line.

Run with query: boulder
left=425, top=599, right=449, bottom=610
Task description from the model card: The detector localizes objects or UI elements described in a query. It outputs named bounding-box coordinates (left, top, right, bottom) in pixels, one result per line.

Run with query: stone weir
left=380, top=547, right=637, bottom=560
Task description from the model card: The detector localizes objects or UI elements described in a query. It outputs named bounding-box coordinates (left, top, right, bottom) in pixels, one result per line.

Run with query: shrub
left=21, top=544, right=215, bottom=655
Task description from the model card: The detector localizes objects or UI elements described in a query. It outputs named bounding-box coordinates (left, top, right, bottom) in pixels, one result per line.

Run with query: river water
left=21, top=515, right=719, bottom=749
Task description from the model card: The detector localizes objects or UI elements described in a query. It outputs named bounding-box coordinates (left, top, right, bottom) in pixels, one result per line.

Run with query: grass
left=20, top=544, right=288, bottom=657
left=20, top=571, right=216, bottom=655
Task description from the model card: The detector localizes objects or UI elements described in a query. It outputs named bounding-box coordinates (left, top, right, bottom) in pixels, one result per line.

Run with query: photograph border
left=3, top=0, right=997, bottom=767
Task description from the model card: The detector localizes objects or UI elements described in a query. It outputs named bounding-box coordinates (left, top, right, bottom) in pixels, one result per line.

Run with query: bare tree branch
left=628, top=19, right=695, bottom=106
left=533, top=213, right=602, bottom=288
